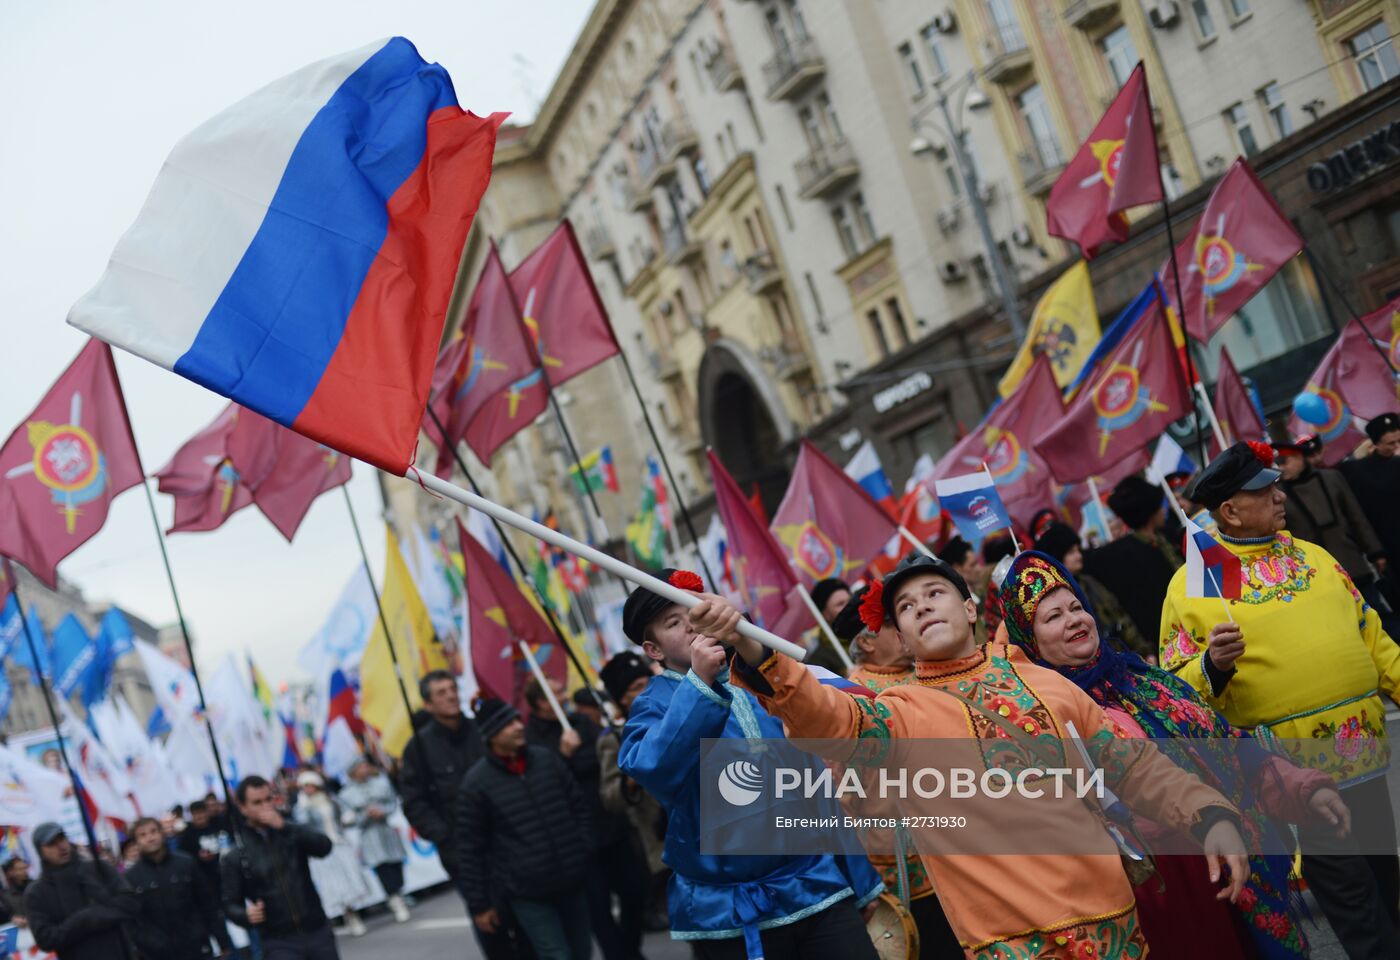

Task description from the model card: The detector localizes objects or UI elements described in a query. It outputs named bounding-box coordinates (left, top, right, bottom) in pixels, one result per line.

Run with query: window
left=987, top=0, right=1025, bottom=51
left=1100, top=26, right=1138, bottom=90
left=715, top=133, right=729, bottom=166
left=1017, top=84, right=1062, bottom=166
left=817, top=92, right=844, bottom=141
left=805, top=272, right=826, bottom=322
left=693, top=156, right=712, bottom=197
left=797, top=106, right=823, bottom=149
left=775, top=185, right=795, bottom=230
left=899, top=43, right=926, bottom=97
left=852, top=192, right=878, bottom=245
left=1161, top=162, right=1185, bottom=201
left=1225, top=102, right=1259, bottom=157
left=1225, top=0, right=1250, bottom=19
left=1202, top=259, right=1329, bottom=375
left=1348, top=21, right=1400, bottom=92
left=742, top=91, right=765, bottom=142
left=833, top=206, right=860, bottom=258
left=867, top=309, right=892, bottom=357
left=886, top=297, right=912, bottom=347
left=689, top=51, right=705, bottom=88
left=1258, top=82, right=1293, bottom=139
left=920, top=23, right=949, bottom=78
left=1190, top=0, right=1217, bottom=41
left=784, top=0, right=810, bottom=41
left=766, top=8, right=792, bottom=52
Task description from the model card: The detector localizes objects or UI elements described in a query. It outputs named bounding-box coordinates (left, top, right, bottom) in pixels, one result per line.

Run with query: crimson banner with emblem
left=425, top=245, right=548, bottom=472
left=771, top=440, right=899, bottom=588
left=0, top=340, right=143, bottom=587
left=708, top=450, right=814, bottom=637
left=1213, top=346, right=1266, bottom=449
left=1035, top=295, right=1192, bottom=484
left=1046, top=62, right=1162, bottom=258
left=1288, top=320, right=1400, bottom=466
left=156, top=404, right=257, bottom=535
left=1160, top=158, right=1302, bottom=344
left=1359, top=294, right=1400, bottom=372
left=936, top=354, right=1064, bottom=509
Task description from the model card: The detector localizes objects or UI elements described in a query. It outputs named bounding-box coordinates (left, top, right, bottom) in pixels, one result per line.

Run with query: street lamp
left=910, top=71, right=1025, bottom=341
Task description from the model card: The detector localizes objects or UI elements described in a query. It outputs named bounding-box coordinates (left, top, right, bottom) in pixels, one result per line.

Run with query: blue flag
left=935, top=471, right=1013, bottom=547
left=51, top=613, right=95, bottom=701
left=5, top=602, right=50, bottom=687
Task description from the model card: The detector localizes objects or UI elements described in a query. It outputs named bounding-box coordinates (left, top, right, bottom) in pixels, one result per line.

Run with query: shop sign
left=872, top=371, right=933, bottom=414
left=1306, top=119, right=1400, bottom=193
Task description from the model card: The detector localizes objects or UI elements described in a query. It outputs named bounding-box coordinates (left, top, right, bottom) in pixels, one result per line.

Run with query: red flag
left=1035, top=294, right=1192, bottom=483
left=241, top=422, right=352, bottom=541
left=896, top=485, right=943, bottom=550
left=1161, top=159, right=1302, bottom=343
left=770, top=440, right=899, bottom=587
left=0, top=340, right=143, bottom=586
left=1358, top=295, right=1400, bottom=373
left=747, top=484, right=769, bottom=526
left=458, top=519, right=564, bottom=711
left=508, top=220, right=621, bottom=386
left=1047, top=62, right=1162, bottom=258
left=427, top=246, right=548, bottom=470
left=934, top=355, right=1064, bottom=506
left=1289, top=320, right=1400, bottom=465
left=707, top=451, right=814, bottom=637
left=156, top=406, right=257, bottom=534
left=1214, top=347, right=1266, bottom=447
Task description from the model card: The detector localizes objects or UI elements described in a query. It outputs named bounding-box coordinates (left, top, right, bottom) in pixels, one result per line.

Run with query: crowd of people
left=5, top=416, right=1400, bottom=960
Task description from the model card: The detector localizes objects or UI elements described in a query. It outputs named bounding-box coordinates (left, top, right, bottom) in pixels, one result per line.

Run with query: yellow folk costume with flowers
left=1160, top=531, right=1400, bottom=785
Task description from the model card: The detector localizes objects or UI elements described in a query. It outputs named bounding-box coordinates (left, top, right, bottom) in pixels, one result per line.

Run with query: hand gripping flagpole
left=406, top=466, right=807, bottom=660
left=794, top=583, right=855, bottom=672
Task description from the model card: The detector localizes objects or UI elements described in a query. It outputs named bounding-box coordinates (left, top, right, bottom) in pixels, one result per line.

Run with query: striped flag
left=1184, top=515, right=1241, bottom=600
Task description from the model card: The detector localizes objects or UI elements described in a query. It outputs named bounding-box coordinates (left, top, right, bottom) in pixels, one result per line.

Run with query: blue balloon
left=1293, top=391, right=1330, bottom=426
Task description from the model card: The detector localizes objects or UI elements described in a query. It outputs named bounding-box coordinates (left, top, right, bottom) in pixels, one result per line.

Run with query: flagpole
left=1308, top=251, right=1400, bottom=375
left=340, top=486, right=429, bottom=744
left=1084, top=476, right=1110, bottom=547
left=9, top=585, right=103, bottom=862
left=614, top=347, right=719, bottom=588
left=518, top=641, right=573, bottom=731
left=405, top=464, right=807, bottom=659
left=794, top=583, right=856, bottom=672
left=1149, top=472, right=1234, bottom=623
left=134, top=477, right=244, bottom=838
left=547, top=395, right=610, bottom=543
left=980, top=464, right=1023, bottom=553
left=426, top=405, right=619, bottom=695
left=1156, top=179, right=1214, bottom=469
left=1193, top=382, right=1229, bottom=451
left=897, top=526, right=937, bottom=559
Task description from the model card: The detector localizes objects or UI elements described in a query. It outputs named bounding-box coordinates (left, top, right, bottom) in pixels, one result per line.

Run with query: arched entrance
left=697, top=339, right=795, bottom=516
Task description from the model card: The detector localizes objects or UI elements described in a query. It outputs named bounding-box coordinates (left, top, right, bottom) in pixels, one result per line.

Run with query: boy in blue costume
left=616, top=568, right=883, bottom=960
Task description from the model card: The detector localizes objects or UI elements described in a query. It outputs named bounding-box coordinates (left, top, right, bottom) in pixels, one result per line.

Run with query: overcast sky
left=0, top=1, right=590, bottom=685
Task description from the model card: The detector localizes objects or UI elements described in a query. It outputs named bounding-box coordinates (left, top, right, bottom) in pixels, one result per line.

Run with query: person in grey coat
left=340, top=758, right=411, bottom=924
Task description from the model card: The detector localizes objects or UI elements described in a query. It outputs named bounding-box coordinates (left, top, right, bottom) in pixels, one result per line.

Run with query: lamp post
left=911, top=72, right=1025, bottom=341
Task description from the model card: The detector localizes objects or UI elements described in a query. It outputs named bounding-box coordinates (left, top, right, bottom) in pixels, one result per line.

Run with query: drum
left=866, top=892, right=918, bottom=960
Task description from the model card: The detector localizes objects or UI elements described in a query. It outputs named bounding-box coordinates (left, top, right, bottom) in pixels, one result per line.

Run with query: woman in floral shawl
left=997, top=550, right=1350, bottom=960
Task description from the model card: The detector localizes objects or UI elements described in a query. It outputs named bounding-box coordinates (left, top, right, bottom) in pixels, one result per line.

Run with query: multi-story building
left=385, top=0, right=1400, bottom=578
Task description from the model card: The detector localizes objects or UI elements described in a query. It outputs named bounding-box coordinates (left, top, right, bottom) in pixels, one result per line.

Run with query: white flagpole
left=1084, top=476, right=1109, bottom=545
left=518, top=641, right=574, bottom=731
left=794, top=583, right=856, bottom=672
left=1193, top=381, right=1228, bottom=452
left=411, top=467, right=808, bottom=660
left=982, top=464, right=1022, bottom=552
left=897, top=526, right=936, bottom=559
left=1149, top=470, right=1234, bottom=623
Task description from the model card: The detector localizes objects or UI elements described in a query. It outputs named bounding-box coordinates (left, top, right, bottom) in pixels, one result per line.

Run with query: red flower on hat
left=858, top=580, right=886, bottom=633
left=668, top=570, right=704, bottom=592
left=1246, top=440, right=1275, bottom=467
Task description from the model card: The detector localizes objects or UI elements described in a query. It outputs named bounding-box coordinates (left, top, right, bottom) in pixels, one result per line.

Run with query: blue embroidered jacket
left=618, top=667, right=882, bottom=944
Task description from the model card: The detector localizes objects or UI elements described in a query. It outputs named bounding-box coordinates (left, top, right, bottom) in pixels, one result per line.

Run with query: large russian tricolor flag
left=69, top=38, right=506, bottom=474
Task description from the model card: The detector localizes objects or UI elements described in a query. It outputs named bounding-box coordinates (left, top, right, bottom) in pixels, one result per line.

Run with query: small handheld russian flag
left=1184, top=515, right=1241, bottom=602
left=806, top=664, right=875, bottom=698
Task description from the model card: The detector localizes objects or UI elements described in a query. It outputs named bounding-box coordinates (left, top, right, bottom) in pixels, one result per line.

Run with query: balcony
left=584, top=225, right=616, bottom=261
left=1018, top=148, right=1067, bottom=197
left=661, top=119, right=699, bottom=162
left=638, top=144, right=677, bottom=191
left=762, top=37, right=826, bottom=101
left=663, top=220, right=704, bottom=266
left=624, top=180, right=654, bottom=214
left=760, top=344, right=811, bottom=380
left=705, top=47, right=744, bottom=92
left=649, top=349, right=681, bottom=381
left=795, top=137, right=861, bottom=200
left=1065, top=0, right=1119, bottom=30
left=742, top=251, right=784, bottom=296
left=980, top=29, right=1033, bottom=86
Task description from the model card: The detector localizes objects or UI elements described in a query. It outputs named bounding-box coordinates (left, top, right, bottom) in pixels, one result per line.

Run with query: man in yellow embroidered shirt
left=1160, top=440, right=1400, bottom=959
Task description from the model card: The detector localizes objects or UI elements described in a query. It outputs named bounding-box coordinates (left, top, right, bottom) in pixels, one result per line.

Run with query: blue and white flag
left=1149, top=434, right=1195, bottom=485
left=935, top=471, right=1012, bottom=547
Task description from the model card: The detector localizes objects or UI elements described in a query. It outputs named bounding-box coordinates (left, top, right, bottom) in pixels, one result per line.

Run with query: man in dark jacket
left=459, top=699, right=594, bottom=960
left=1, top=857, right=32, bottom=929
left=1342, top=413, right=1400, bottom=608
left=1083, top=474, right=1183, bottom=645
left=176, top=800, right=230, bottom=903
left=25, top=821, right=138, bottom=960
left=525, top=676, right=649, bottom=960
left=220, top=776, right=338, bottom=960
left=127, top=816, right=233, bottom=959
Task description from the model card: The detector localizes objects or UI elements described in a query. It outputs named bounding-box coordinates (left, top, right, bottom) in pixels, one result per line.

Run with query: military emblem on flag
left=1090, top=341, right=1169, bottom=455
left=983, top=426, right=1034, bottom=486
left=12, top=406, right=111, bottom=535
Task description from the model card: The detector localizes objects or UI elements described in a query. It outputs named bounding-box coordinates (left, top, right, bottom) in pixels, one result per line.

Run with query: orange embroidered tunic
left=736, top=643, right=1238, bottom=960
